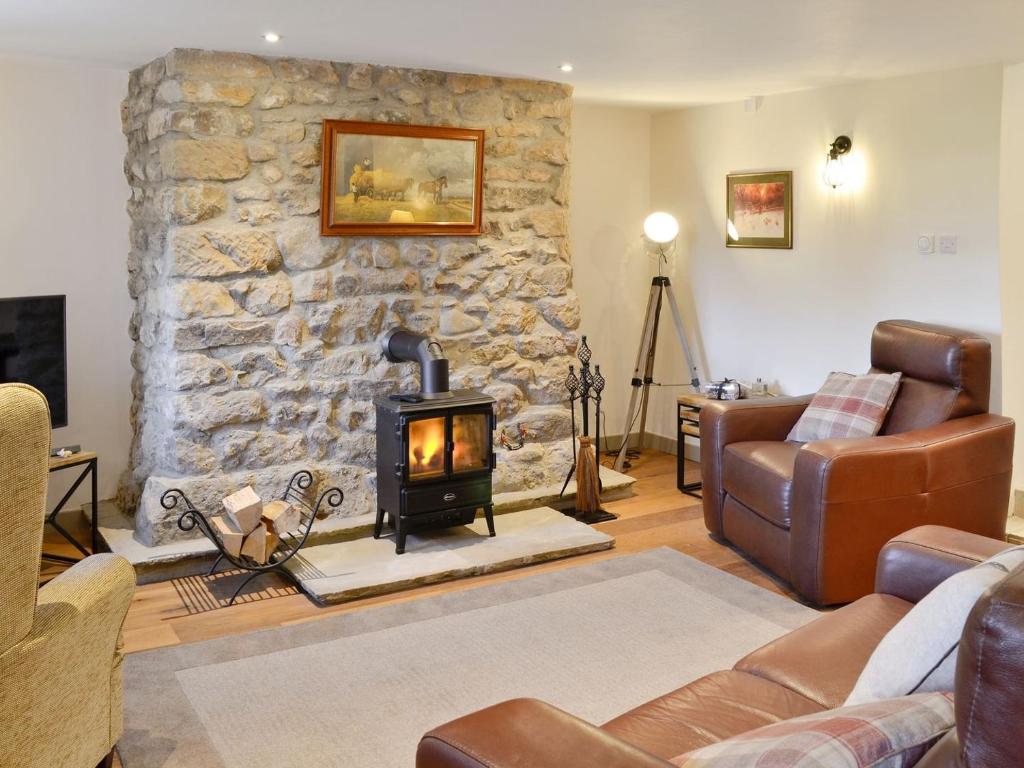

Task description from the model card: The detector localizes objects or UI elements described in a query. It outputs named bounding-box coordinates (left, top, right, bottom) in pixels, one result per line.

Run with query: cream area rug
left=120, top=548, right=819, bottom=768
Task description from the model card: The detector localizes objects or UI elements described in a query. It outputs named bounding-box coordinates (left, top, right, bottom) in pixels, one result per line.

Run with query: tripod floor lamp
left=613, top=212, right=705, bottom=472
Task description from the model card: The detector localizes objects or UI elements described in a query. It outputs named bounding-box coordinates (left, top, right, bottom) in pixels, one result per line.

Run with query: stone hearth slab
left=286, top=507, right=615, bottom=605
left=95, top=465, right=635, bottom=584
left=492, top=464, right=635, bottom=512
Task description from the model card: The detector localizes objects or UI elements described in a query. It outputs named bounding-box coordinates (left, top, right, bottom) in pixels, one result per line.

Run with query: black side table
left=677, top=395, right=704, bottom=498
left=43, top=451, right=99, bottom=563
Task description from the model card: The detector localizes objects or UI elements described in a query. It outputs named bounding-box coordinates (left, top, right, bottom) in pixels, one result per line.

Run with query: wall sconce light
left=823, top=135, right=853, bottom=188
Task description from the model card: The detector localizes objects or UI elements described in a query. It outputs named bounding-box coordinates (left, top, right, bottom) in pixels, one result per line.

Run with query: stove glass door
left=452, top=411, right=491, bottom=475
left=407, top=415, right=446, bottom=481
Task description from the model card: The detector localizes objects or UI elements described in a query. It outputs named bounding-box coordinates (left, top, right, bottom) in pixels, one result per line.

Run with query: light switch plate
left=917, top=234, right=935, bottom=255
left=938, top=234, right=958, bottom=254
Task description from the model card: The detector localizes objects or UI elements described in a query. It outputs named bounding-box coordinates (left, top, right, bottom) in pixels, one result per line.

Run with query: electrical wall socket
left=916, top=234, right=935, bottom=255
left=938, top=234, right=958, bottom=254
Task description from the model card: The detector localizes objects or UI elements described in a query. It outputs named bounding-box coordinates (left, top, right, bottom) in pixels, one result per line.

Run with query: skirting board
left=603, top=431, right=700, bottom=462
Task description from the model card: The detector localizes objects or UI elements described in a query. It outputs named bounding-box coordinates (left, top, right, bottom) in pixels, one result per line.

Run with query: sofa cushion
left=600, top=670, right=823, bottom=759
left=670, top=692, right=955, bottom=768
left=736, top=594, right=912, bottom=709
left=722, top=441, right=800, bottom=528
left=788, top=371, right=902, bottom=442
left=846, top=546, right=1024, bottom=705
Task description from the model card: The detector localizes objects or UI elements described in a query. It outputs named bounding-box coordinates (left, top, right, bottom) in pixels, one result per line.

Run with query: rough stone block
left=165, top=49, right=273, bottom=80
left=169, top=230, right=281, bottom=277
left=293, top=270, right=330, bottom=303
left=239, top=272, right=292, bottom=316
left=173, top=391, right=266, bottom=432
left=277, top=218, right=340, bottom=270
left=248, top=140, right=278, bottom=162
left=159, top=184, right=227, bottom=224
left=168, top=281, right=236, bottom=319
left=166, top=353, right=231, bottom=390
left=294, top=82, right=337, bottom=105
left=527, top=209, right=568, bottom=237
left=157, top=79, right=256, bottom=107
left=346, top=63, right=374, bottom=89
left=259, top=84, right=292, bottom=110
left=173, top=319, right=274, bottom=350
left=277, top=58, right=340, bottom=84
left=262, top=122, right=305, bottom=144
left=447, top=73, right=494, bottom=94
left=160, top=138, right=249, bottom=180
left=440, top=306, right=483, bottom=335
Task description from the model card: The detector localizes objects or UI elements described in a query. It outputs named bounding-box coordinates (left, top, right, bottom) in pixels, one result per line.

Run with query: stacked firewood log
left=210, top=486, right=302, bottom=564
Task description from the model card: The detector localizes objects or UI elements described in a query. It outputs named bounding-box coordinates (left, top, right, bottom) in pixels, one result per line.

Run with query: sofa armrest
left=700, top=395, right=812, bottom=536
left=790, top=414, right=1014, bottom=604
left=417, top=699, right=673, bottom=768
left=875, top=525, right=1010, bottom=603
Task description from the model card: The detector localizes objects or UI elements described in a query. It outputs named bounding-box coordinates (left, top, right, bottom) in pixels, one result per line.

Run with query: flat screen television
left=0, top=295, right=68, bottom=428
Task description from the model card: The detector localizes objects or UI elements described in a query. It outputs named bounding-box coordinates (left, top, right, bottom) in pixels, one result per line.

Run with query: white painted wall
left=0, top=55, right=130, bottom=504
left=570, top=102, right=656, bottom=447
left=645, top=65, right=1004, bottom=439
left=1000, top=62, right=1024, bottom=513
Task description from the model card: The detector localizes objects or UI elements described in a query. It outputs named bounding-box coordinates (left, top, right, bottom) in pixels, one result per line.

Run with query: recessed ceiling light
left=263, top=32, right=281, bottom=43
left=559, top=63, right=574, bottom=73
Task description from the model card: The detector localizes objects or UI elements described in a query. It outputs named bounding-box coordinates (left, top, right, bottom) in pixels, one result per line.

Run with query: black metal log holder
left=558, top=336, right=616, bottom=523
left=160, top=470, right=344, bottom=605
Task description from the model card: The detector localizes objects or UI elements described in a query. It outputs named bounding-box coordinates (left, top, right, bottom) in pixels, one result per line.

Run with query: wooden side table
left=43, top=451, right=99, bottom=563
left=677, top=394, right=705, bottom=497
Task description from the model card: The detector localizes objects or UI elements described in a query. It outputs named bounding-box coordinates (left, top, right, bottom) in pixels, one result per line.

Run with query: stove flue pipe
left=381, top=328, right=451, bottom=398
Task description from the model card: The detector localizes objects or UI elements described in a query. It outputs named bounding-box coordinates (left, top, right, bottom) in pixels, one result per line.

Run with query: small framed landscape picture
left=725, top=171, right=793, bottom=249
left=320, top=119, right=485, bottom=237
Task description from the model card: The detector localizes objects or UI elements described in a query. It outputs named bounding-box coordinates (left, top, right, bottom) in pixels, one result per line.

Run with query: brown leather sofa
left=701, top=320, right=1013, bottom=605
left=416, top=526, right=1020, bottom=767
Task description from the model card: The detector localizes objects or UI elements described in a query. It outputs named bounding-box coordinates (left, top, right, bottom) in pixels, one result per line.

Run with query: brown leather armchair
left=701, top=319, right=1014, bottom=605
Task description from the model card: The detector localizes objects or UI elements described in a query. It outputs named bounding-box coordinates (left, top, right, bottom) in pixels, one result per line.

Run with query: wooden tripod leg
left=614, top=281, right=663, bottom=471
left=636, top=289, right=663, bottom=449
left=662, top=280, right=703, bottom=386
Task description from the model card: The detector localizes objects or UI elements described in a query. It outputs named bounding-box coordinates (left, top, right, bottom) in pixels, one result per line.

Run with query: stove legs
left=377, top=505, right=494, bottom=554
left=375, top=507, right=407, bottom=554
left=395, top=517, right=408, bottom=555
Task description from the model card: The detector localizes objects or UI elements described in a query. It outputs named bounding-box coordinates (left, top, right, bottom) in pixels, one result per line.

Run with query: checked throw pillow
left=787, top=371, right=902, bottom=443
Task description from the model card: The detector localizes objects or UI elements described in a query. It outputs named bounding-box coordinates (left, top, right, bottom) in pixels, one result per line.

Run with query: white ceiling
left=1, top=0, right=1023, bottom=106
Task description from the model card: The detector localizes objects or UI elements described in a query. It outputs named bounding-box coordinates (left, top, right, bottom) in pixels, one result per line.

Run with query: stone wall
left=121, top=49, right=580, bottom=546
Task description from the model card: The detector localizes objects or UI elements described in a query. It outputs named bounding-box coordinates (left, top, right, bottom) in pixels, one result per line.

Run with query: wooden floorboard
left=93, top=450, right=796, bottom=655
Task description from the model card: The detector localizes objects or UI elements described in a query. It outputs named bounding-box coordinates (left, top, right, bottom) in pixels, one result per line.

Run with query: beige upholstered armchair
left=0, top=384, right=135, bottom=768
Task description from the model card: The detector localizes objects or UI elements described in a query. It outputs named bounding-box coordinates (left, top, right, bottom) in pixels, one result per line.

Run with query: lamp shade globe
left=643, top=212, right=679, bottom=244
left=823, top=155, right=847, bottom=188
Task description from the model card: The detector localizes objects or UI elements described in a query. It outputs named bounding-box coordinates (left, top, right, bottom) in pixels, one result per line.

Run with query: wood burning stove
left=374, top=329, right=496, bottom=554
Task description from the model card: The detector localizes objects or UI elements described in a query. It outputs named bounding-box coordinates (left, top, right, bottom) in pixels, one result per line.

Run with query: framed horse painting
left=320, top=120, right=485, bottom=236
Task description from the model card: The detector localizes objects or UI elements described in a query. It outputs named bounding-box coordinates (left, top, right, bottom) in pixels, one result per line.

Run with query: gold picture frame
left=320, top=120, right=485, bottom=237
left=726, top=171, right=793, bottom=249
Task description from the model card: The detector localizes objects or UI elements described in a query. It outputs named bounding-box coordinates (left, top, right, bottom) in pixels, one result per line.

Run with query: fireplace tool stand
left=558, top=336, right=616, bottom=524
left=613, top=275, right=704, bottom=472
left=160, top=470, right=343, bottom=605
